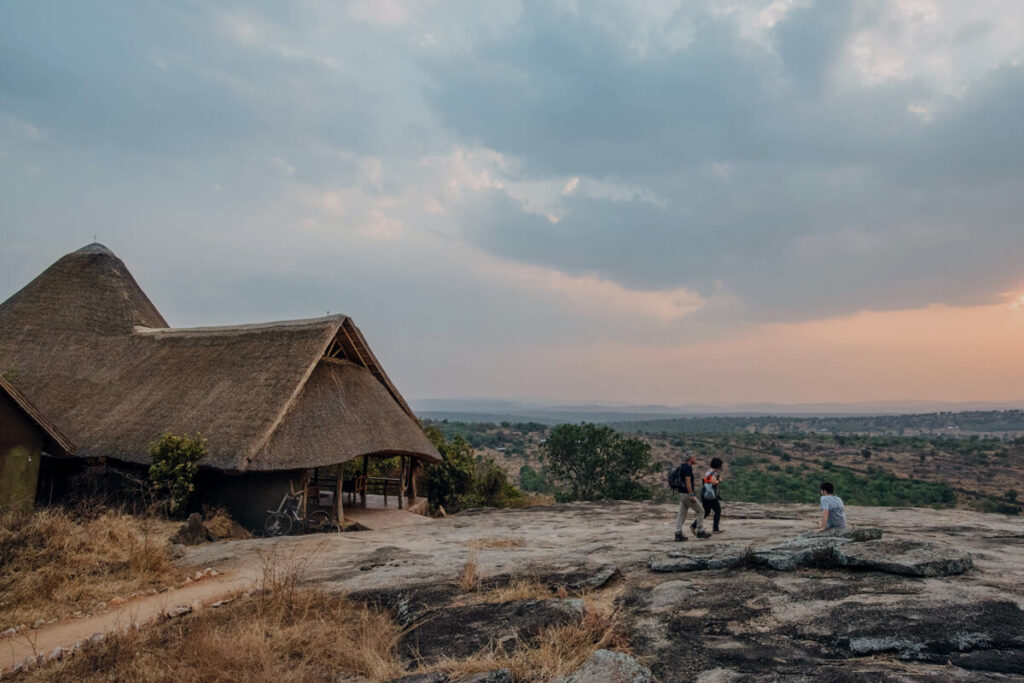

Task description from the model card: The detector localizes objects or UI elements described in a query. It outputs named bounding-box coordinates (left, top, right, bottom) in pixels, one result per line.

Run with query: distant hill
left=413, top=398, right=1024, bottom=432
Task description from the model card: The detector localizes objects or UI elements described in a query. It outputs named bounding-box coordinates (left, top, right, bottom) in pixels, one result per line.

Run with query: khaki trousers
left=676, top=493, right=705, bottom=534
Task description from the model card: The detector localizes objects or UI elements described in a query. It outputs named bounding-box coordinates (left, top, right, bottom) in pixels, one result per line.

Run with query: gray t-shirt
left=820, top=495, right=846, bottom=528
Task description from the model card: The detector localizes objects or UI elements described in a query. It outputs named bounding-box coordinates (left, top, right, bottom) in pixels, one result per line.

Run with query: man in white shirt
left=819, top=481, right=847, bottom=531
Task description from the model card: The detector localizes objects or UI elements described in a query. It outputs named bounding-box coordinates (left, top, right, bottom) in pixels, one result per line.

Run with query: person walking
left=699, top=457, right=724, bottom=534
left=675, top=452, right=711, bottom=541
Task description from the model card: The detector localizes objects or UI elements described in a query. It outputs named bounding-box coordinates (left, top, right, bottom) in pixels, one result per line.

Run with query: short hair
left=710, top=457, right=723, bottom=469
left=820, top=482, right=834, bottom=494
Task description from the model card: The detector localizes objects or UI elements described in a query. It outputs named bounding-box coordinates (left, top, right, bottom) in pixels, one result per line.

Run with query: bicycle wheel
left=264, top=512, right=293, bottom=537
left=305, top=510, right=333, bottom=533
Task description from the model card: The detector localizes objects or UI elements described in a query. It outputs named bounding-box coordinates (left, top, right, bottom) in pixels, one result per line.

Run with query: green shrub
left=148, top=433, right=206, bottom=517
left=421, top=427, right=526, bottom=513
left=476, top=459, right=525, bottom=508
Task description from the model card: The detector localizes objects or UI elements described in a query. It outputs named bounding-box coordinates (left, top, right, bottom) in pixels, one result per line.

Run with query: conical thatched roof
left=0, top=245, right=440, bottom=471
left=0, top=243, right=167, bottom=337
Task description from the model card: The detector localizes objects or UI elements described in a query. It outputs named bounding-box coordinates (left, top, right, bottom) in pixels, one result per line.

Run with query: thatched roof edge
left=241, top=316, right=347, bottom=470
left=342, top=319, right=417, bottom=419
left=0, top=374, right=77, bottom=456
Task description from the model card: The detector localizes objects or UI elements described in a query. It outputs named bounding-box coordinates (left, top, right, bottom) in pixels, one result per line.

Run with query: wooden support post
left=407, top=459, right=417, bottom=503
left=342, top=462, right=350, bottom=528
left=398, top=456, right=406, bottom=510
left=361, top=455, right=369, bottom=507
left=299, top=470, right=311, bottom=518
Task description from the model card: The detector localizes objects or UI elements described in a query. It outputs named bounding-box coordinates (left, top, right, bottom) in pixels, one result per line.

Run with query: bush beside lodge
left=0, top=244, right=440, bottom=527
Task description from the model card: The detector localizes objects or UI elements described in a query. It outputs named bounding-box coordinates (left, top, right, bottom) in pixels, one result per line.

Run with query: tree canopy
left=542, top=423, right=652, bottom=501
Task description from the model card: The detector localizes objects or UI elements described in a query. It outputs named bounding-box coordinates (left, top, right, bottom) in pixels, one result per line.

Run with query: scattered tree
left=542, top=423, right=652, bottom=501
left=518, top=465, right=551, bottom=493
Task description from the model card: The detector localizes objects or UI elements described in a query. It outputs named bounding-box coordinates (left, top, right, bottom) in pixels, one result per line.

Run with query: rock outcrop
left=400, top=598, right=585, bottom=663
left=179, top=501, right=1022, bottom=681
left=650, top=527, right=973, bottom=577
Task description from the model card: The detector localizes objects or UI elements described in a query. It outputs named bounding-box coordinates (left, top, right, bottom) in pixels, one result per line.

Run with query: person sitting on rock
left=675, top=452, right=712, bottom=541
left=819, top=481, right=847, bottom=531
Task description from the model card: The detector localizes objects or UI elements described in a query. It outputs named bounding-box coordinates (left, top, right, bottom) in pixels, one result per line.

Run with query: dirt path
left=1, top=567, right=260, bottom=674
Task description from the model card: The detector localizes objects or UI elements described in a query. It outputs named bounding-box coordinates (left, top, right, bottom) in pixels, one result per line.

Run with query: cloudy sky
left=2, top=0, right=1024, bottom=405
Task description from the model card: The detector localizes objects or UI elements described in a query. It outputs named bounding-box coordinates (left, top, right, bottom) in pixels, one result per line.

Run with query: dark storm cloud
left=422, top=1, right=1024, bottom=318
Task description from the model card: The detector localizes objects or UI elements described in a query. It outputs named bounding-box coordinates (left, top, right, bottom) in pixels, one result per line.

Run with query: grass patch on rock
left=0, top=506, right=183, bottom=630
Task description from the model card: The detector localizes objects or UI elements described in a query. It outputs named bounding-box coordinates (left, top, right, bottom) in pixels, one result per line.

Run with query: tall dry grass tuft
left=0, top=506, right=183, bottom=629
left=459, top=550, right=480, bottom=592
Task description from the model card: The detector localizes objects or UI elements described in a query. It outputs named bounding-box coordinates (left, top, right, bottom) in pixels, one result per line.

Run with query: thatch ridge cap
left=133, top=314, right=348, bottom=337
left=72, top=242, right=116, bottom=256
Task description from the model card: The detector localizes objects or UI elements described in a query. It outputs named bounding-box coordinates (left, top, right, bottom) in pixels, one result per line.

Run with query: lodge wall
left=0, top=392, right=44, bottom=507
left=197, top=468, right=307, bottom=530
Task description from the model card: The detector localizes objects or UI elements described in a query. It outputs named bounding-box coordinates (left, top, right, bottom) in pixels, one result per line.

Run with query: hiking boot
left=674, top=531, right=686, bottom=542
left=696, top=530, right=712, bottom=539
left=712, top=529, right=722, bottom=534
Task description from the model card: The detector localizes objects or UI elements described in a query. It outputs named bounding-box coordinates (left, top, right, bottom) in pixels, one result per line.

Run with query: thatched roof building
left=0, top=244, right=439, bottom=519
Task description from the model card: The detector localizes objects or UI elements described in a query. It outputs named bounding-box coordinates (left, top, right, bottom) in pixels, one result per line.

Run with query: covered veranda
left=299, top=452, right=430, bottom=528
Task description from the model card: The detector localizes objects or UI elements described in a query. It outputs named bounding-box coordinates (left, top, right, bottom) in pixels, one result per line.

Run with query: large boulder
left=750, top=536, right=850, bottom=571
left=649, top=531, right=971, bottom=577
left=833, top=539, right=973, bottom=577
left=798, top=526, right=883, bottom=542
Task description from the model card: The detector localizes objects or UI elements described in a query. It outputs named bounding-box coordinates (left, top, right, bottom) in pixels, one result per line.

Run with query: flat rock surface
left=556, top=649, right=653, bottom=682
left=401, top=598, right=584, bottom=664
left=180, top=502, right=1024, bottom=680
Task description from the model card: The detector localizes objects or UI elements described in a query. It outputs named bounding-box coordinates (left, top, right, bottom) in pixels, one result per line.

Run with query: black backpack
left=667, top=464, right=685, bottom=492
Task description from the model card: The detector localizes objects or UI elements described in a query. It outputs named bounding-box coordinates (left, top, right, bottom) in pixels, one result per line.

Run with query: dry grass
left=0, top=506, right=184, bottom=630
left=24, top=551, right=630, bottom=683
left=25, top=586, right=406, bottom=683
left=459, top=550, right=480, bottom=592
left=202, top=506, right=252, bottom=540
left=467, top=536, right=525, bottom=550
left=471, top=578, right=565, bottom=604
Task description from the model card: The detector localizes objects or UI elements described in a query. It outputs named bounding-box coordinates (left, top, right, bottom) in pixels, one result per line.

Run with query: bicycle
left=264, top=483, right=334, bottom=536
